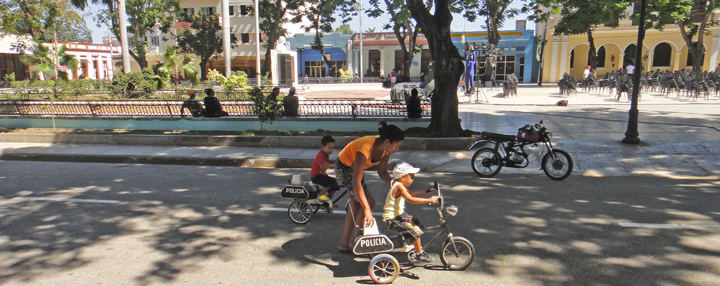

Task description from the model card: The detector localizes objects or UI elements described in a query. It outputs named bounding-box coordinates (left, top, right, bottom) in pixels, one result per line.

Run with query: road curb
left=0, top=153, right=315, bottom=168
left=0, top=133, right=474, bottom=150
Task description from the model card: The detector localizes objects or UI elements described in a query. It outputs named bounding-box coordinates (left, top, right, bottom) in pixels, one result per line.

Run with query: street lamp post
left=353, top=2, right=363, bottom=83
left=622, top=0, right=645, bottom=144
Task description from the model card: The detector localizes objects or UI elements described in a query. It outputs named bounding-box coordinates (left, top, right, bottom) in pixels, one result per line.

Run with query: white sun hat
left=393, top=162, right=420, bottom=179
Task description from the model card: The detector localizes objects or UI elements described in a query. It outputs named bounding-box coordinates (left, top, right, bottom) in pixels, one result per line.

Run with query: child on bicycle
left=382, top=162, right=438, bottom=262
left=312, top=136, right=340, bottom=204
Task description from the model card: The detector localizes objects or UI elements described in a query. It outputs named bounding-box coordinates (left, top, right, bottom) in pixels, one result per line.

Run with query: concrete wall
left=0, top=116, right=431, bottom=132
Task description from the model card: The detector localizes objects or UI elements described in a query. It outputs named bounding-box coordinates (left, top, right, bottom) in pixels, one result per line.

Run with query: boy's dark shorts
left=386, top=213, right=424, bottom=244
left=311, top=174, right=339, bottom=191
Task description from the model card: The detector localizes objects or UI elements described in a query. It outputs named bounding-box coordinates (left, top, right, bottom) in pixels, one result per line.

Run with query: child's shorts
left=385, top=213, right=424, bottom=244
left=311, top=174, right=339, bottom=191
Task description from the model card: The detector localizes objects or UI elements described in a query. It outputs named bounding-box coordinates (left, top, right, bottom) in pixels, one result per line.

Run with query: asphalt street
left=1, top=161, right=718, bottom=285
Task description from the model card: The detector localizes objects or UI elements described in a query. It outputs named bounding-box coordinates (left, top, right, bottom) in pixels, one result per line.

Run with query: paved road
left=1, top=161, right=719, bottom=285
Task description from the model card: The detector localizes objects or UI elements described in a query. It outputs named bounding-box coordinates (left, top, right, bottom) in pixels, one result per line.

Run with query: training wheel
left=368, top=254, right=400, bottom=284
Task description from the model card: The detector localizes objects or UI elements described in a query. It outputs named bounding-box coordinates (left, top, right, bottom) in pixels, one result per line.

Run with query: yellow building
left=539, top=5, right=720, bottom=83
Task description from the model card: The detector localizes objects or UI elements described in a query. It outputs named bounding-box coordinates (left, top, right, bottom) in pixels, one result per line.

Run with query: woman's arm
left=377, top=155, right=392, bottom=186
left=353, top=152, right=374, bottom=227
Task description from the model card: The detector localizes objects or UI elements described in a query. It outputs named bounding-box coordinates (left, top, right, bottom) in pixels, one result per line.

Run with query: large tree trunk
left=200, top=59, right=208, bottom=80
left=408, top=0, right=464, bottom=137
left=586, top=27, right=597, bottom=69
left=679, top=11, right=711, bottom=72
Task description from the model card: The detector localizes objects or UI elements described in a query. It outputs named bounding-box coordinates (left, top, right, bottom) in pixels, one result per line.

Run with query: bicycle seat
left=481, top=132, right=516, bottom=141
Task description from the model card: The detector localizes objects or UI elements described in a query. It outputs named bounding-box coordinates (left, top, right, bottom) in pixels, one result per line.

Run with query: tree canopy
left=177, top=14, right=237, bottom=80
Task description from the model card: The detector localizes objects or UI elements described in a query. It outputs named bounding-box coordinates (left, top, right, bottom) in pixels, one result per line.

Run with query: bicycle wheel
left=288, top=201, right=313, bottom=224
left=440, top=237, right=475, bottom=270
left=541, top=149, right=574, bottom=181
left=471, top=148, right=503, bottom=177
left=368, top=254, right=400, bottom=284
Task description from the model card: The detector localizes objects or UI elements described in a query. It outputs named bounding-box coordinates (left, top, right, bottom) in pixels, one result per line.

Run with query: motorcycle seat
left=481, top=132, right=516, bottom=141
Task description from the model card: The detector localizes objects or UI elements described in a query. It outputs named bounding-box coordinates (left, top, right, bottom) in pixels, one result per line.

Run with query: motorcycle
left=467, top=120, right=574, bottom=181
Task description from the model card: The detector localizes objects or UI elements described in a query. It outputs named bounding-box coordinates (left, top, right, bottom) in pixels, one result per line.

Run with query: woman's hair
left=378, top=121, right=404, bottom=143
left=411, top=88, right=419, bottom=97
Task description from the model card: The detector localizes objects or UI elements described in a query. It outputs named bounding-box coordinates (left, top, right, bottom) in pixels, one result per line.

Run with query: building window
left=368, top=50, right=381, bottom=76
left=151, top=36, right=160, bottom=46
left=305, top=61, right=325, bottom=77
left=241, top=33, right=250, bottom=43
left=201, top=7, right=216, bottom=16
left=394, top=50, right=404, bottom=72
left=240, top=5, right=250, bottom=16
left=652, top=43, right=672, bottom=67
left=327, top=61, right=347, bottom=77
left=570, top=49, right=574, bottom=68
left=182, top=8, right=195, bottom=21
left=229, top=6, right=234, bottom=16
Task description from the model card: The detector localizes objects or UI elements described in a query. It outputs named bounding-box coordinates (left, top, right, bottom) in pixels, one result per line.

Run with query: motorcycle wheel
left=541, top=149, right=574, bottom=181
left=471, top=148, right=503, bottom=177
left=288, top=201, right=313, bottom=224
left=368, top=254, right=400, bottom=284
left=440, top=237, right=475, bottom=270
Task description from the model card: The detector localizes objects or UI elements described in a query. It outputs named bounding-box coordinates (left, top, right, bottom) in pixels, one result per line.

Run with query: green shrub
left=248, top=87, right=278, bottom=131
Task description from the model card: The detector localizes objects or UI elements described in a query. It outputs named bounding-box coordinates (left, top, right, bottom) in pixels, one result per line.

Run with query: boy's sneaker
left=416, top=251, right=434, bottom=263
left=318, top=195, right=330, bottom=201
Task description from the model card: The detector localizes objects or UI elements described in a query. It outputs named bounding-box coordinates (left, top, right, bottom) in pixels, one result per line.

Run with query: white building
left=0, top=34, right=119, bottom=80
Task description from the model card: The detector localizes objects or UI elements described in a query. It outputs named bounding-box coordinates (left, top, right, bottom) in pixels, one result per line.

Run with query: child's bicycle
left=280, top=175, right=348, bottom=224
left=352, top=182, right=475, bottom=284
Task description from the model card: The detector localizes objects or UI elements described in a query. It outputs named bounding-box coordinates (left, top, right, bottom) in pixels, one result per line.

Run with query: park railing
left=0, top=100, right=430, bottom=118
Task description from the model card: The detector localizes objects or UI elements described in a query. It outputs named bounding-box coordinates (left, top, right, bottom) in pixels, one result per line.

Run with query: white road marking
left=619, top=222, right=720, bottom=231
left=13, top=197, right=121, bottom=204
left=260, top=206, right=383, bottom=216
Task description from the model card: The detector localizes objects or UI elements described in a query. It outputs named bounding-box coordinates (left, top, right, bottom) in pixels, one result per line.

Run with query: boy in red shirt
left=312, top=136, right=339, bottom=203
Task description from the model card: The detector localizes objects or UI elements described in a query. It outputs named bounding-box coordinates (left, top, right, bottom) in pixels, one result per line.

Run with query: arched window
left=624, top=44, right=637, bottom=67
left=589, top=47, right=606, bottom=67
left=652, top=43, right=672, bottom=67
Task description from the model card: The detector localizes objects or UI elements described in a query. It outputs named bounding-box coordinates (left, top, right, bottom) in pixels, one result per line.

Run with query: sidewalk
left=0, top=85, right=718, bottom=179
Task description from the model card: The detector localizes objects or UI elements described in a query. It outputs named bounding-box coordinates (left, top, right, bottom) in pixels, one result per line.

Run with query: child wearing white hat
left=382, top=162, right=438, bottom=262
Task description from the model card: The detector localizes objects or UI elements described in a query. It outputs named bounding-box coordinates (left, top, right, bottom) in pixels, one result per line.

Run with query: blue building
left=451, top=30, right=537, bottom=83
left=285, top=33, right=353, bottom=78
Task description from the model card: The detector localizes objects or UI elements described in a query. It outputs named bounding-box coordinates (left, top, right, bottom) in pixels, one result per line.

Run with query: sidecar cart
left=281, top=175, right=346, bottom=224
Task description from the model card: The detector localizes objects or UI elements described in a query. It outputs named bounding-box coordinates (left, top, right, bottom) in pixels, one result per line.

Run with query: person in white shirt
left=626, top=64, right=635, bottom=75
left=583, top=66, right=591, bottom=79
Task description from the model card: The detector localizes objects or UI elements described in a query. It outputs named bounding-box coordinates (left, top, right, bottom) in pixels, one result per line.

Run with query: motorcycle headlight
left=446, top=205, right=458, bottom=216
left=547, top=132, right=553, bottom=139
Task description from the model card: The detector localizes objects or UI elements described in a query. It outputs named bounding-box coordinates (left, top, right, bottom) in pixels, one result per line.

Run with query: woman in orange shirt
left=335, top=122, right=405, bottom=253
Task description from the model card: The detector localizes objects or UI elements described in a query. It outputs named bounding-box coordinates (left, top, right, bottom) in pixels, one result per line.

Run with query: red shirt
left=311, top=150, right=330, bottom=178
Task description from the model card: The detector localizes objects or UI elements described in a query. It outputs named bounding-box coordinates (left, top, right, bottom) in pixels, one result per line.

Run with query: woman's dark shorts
left=386, top=213, right=424, bottom=244
left=311, top=174, right=339, bottom=191
left=334, top=160, right=369, bottom=200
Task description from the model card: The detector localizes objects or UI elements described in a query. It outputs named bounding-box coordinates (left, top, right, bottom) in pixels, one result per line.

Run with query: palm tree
left=19, top=40, right=78, bottom=129
left=158, top=46, right=199, bottom=91
left=20, top=40, right=78, bottom=82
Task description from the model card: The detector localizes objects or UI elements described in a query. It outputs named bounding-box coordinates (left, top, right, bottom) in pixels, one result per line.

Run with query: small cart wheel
left=368, top=254, right=400, bottom=284
left=288, top=201, right=313, bottom=224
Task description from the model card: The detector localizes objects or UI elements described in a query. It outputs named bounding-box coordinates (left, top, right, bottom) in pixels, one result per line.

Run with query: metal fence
left=0, top=100, right=430, bottom=118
